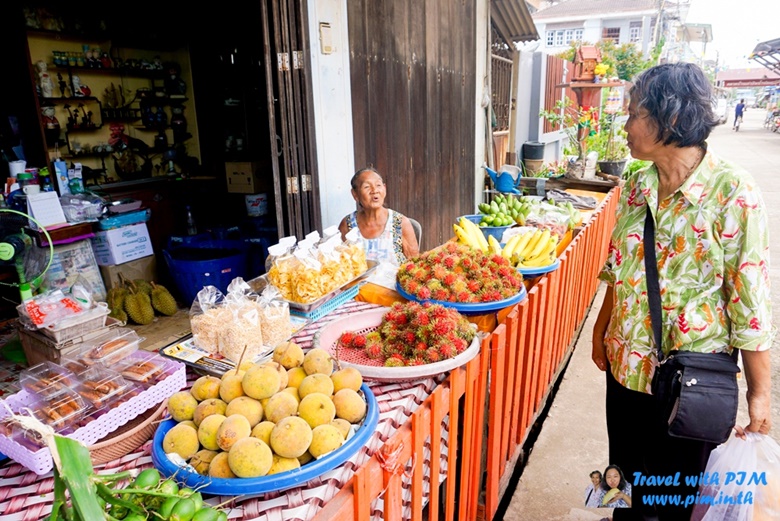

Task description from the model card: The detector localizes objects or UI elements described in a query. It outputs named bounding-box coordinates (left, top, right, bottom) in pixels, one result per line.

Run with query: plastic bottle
left=38, top=167, right=55, bottom=192
left=185, top=205, right=198, bottom=235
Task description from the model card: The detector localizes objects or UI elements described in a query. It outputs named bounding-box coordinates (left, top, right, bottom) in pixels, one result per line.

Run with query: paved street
left=502, top=107, right=780, bottom=520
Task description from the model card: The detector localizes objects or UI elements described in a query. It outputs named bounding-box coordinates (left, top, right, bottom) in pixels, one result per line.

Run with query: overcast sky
left=687, top=0, right=778, bottom=69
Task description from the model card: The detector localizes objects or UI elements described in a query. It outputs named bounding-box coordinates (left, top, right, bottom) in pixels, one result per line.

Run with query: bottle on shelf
left=185, top=205, right=198, bottom=236
left=38, top=167, right=55, bottom=192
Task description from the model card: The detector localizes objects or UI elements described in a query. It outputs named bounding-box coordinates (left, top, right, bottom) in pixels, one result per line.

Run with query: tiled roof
left=533, top=0, right=659, bottom=20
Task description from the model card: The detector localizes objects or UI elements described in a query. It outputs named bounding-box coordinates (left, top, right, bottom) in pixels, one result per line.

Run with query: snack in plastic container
left=259, top=285, right=292, bottom=349
left=76, top=366, right=134, bottom=409
left=20, top=361, right=80, bottom=399
left=17, top=290, right=87, bottom=330
left=65, top=328, right=143, bottom=367
left=32, top=389, right=89, bottom=431
left=115, top=351, right=174, bottom=386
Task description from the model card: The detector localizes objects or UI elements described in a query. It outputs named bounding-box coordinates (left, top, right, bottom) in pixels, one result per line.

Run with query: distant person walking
left=733, top=98, right=746, bottom=130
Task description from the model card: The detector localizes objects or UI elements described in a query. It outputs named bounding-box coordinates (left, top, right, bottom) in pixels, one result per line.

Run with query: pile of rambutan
left=396, top=242, right=522, bottom=303
left=338, top=301, right=476, bottom=367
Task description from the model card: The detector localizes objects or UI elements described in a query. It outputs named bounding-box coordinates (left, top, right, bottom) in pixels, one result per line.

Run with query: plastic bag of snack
left=336, top=228, right=368, bottom=280
left=291, top=244, right=324, bottom=304
left=259, top=285, right=292, bottom=349
left=218, top=278, right=266, bottom=364
left=17, top=289, right=90, bottom=330
left=524, top=202, right=571, bottom=238
left=264, top=235, right=297, bottom=273
left=188, top=285, right=227, bottom=353
left=318, top=235, right=344, bottom=294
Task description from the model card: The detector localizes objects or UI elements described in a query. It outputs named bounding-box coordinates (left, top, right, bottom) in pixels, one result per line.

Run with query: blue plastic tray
left=395, top=282, right=527, bottom=315
left=289, top=284, right=360, bottom=321
left=151, top=384, right=379, bottom=495
left=517, top=258, right=561, bottom=278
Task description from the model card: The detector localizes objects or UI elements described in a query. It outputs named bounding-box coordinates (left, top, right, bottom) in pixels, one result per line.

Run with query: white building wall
left=307, top=0, right=356, bottom=229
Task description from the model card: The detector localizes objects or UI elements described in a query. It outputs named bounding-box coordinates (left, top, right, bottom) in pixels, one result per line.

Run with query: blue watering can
left=483, top=164, right=523, bottom=195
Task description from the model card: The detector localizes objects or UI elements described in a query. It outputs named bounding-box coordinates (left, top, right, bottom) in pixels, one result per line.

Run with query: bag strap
left=643, top=205, right=665, bottom=362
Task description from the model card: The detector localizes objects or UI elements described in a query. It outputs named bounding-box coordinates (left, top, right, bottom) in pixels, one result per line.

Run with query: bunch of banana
left=502, top=229, right=558, bottom=269
left=453, top=216, right=489, bottom=252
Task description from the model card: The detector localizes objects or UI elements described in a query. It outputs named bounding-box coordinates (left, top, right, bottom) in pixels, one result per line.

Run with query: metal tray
left=247, top=259, right=379, bottom=313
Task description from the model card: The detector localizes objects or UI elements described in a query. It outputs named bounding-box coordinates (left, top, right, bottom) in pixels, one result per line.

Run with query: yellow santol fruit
left=190, top=449, right=219, bottom=475
left=281, top=387, right=300, bottom=404
left=273, top=341, right=305, bottom=369
left=264, top=391, right=299, bottom=423
left=329, top=418, right=352, bottom=440
left=262, top=361, right=289, bottom=391
left=298, top=373, right=335, bottom=399
left=228, top=437, right=273, bottom=478
left=197, top=414, right=226, bottom=451
left=179, top=420, right=197, bottom=431
left=251, top=420, right=276, bottom=445
left=302, top=347, right=334, bottom=376
left=219, top=372, right=246, bottom=403
left=267, top=454, right=301, bottom=475
left=297, top=450, right=314, bottom=466
left=238, top=361, right=256, bottom=372
left=167, top=391, right=199, bottom=422
left=190, top=375, right=221, bottom=401
left=287, top=367, right=307, bottom=388
left=242, top=364, right=282, bottom=400
left=297, top=393, right=336, bottom=429
left=269, top=416, right=313, bottom=459
left=208, top=452, right=236, bottom=479
left=309, top=424, right=344, bottom=459
left=162, top=423, right=200, bottom=460
left=193, top=398, right=228, bottom=427
left=223, top=368, right=246, bottom=379
left=331, top=367, right=363, bottom=393
left=216, top=414, right=252, bottom=452
left=225, top=396, right=264, bottom=427
left=332, top=389, right=367, bottom=424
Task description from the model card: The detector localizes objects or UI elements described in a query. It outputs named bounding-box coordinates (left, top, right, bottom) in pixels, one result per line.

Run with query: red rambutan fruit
left=339, top=331, right=355, bottom=347
left=352, top=334, right=367, bottom=348
left=365, top=340, right=384, bottom=359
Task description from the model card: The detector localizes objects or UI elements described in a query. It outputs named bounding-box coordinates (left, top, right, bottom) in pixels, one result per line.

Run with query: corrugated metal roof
left=533, top=0, right=659, bottom=20
left=492, top=0, right=540, bottom=43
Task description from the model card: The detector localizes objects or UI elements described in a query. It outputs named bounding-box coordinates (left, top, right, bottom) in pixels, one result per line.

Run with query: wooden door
left=261, top=0, right=320, bottom=239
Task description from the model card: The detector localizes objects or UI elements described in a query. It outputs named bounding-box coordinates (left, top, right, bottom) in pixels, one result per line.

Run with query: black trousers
left=606, top=370, right=717, bottom=521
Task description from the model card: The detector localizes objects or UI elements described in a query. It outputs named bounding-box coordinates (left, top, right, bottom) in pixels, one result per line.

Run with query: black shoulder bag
left=644, top=206, right=740, bottom=445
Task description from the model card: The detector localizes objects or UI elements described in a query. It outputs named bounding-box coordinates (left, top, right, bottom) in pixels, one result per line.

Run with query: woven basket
left=90, top=401, right=167, bottom=466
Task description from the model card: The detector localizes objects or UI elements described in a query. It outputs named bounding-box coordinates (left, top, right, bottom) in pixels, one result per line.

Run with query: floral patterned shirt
left=599, top=149, right=774, bottom=393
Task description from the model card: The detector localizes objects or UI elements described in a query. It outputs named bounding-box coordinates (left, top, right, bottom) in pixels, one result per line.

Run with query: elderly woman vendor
left=338, top=167, right=419, bottom=265
left=592, top=63, right=773, bottom=520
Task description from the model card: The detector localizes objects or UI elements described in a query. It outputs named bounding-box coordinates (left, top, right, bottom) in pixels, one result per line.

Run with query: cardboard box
left=100, top=256, right=158, bottom=290
left=91, top=223, right=154, bottom=266
left=226, top=161, right=263, bottom=194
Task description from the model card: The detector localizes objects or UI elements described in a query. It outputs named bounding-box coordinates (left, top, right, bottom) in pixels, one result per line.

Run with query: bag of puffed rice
left=259, top=285, right=292, bottom=349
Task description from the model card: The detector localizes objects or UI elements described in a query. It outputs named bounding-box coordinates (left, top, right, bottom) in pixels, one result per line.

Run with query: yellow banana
left=517, top=252, right=555, bottom=268
left=511, top=231, right=536, bottom=261
left=463, top=217, right=489, bottom=252
left=519, top=230, right=544, bottom=259
left=453, top=224, right=475, bottom=248
left=524, top=235, right=558, bottom=263
left=459, top=217, right=481, bottom=250
left=525, top=229, right=552, bottom=260
left=502, top=234, right=522, bottom=259
left=488, top=235, right=502, bottom=255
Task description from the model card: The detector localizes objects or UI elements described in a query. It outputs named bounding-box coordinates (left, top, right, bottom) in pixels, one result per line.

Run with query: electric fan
left=0, top=209, right=54, bottom=302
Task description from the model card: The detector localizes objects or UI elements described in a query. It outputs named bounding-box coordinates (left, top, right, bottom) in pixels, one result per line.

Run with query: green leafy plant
left=539, top=98, right=597, bottom=160
left=586, top=115, right=630, bottom=161
left=624, top=159, right=652, bottom=177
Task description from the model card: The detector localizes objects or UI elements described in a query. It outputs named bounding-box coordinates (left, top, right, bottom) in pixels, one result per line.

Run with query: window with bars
left=629, top=22, right=642, bottom=43
left=546, top=28, right=584, bottom=47
left=555, top=30, right=565, bottom=46
left=574, top=29, right=583, bottom=41
left=602, top=27, right=620, bottom=43
left=547, top=30, right=555, bottom=46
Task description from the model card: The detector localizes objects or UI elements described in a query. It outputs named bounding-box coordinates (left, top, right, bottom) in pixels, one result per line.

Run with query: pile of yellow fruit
left=162, top=342, right=368, bottom=479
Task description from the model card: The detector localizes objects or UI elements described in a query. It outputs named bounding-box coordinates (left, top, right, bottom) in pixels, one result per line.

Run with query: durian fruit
left=124, top=287, right=155, bottom=325
left=107, top=285, right=128, bottom=323
left=151, top=282, right=178, bottom=316
left=133, top=279, right=153, bottom=297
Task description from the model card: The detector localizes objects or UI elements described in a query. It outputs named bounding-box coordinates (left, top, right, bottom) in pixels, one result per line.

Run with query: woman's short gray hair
left=350, top=166, right=383, bottom=190
left=630, top=63, right=719, bottom=148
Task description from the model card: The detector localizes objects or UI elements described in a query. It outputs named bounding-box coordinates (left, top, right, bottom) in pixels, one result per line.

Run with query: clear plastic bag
left=336, top=228, right=368, bottom=281
left=258, top=285, right=291, bottom=349
left=691, top=433, right=780, bottom=521
left=524, top=202, right=571, bottom=238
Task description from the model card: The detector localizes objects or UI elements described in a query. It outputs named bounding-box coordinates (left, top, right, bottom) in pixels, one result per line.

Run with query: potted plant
left=539, top=98, right=596, bottom=179
left=586, top=114, right=630, bottom=177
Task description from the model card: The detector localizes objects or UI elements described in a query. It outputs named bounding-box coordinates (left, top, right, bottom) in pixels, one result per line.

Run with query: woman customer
left=338, top=167, right=419, bottom=265
left=585, top=469, right=604, bottom=508
left=592, top=63, right=773, bottom=521
left=597, top=465, right=632, bottom=509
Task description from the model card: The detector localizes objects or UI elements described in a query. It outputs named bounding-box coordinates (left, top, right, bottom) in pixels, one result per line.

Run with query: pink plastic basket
left=0, top=361, right=186, bottom=475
